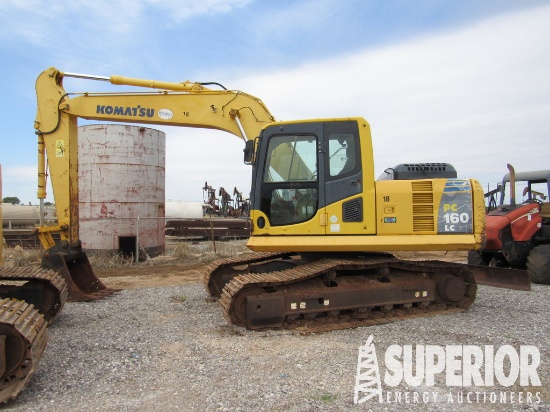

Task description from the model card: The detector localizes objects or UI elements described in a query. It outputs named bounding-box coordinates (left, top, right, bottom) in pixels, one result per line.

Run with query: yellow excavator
left=28, top=67, right=529, bottom=327
left=33, top=67, right=531, bottom=321
left=0, top=67, right=530, bottom=401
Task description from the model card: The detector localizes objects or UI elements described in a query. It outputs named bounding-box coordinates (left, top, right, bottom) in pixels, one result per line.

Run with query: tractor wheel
left=467, top=251, right=489, bottom=266
left=526, top=244, right=550, bottom=285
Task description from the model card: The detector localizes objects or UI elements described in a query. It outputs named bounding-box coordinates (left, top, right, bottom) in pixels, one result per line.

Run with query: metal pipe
left=39, top=199, right=44, bottom=227
left=234, top=116, right=249, bottom=143
left=64, top=71, right=205, bottom=92
left=37, top=133, right=46, bottom=226
left=507, top=163, right=516, bottom=206
left=135, top=215, right=140, bottom=264
left=62, top=72, right=111, bottom=81
left=37, top=134, right=47, bottom=200
left=110, top=75, right=202, bottom=91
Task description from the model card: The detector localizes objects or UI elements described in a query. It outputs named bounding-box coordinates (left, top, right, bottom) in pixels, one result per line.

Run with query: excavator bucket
left=468, top=265, right=531, bottom=291
left=42, top=250, right=119, bottom=302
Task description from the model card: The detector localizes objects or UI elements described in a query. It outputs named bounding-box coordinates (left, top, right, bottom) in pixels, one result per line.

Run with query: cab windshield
left=262, top=134, right=318, bottom=225
left=264, top=135, right=317, bottom=182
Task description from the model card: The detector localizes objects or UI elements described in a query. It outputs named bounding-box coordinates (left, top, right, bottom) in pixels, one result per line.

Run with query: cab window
left=264, top=135, right=317, bottom=182
left=328, top=133, right=356, bottom=177
left=262, top=134, right=318, bottom=225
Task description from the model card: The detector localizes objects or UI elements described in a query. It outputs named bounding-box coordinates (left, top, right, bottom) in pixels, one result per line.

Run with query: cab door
left=323, top=121, right=366, bottom=235
left=254, top=121, right=326, bottom=235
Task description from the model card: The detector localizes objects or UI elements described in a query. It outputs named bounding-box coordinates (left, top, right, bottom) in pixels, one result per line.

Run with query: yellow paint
left=247, top=234, right=483, bottom=252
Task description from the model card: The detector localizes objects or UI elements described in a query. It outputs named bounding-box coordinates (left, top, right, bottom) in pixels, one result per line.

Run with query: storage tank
left=165, top=201, right=204, bottom=220
left=1, top=204, right=57, bottom=228
left=2, top=204, right=40, bottom=228
left=78, top=125, right=166, bottom=258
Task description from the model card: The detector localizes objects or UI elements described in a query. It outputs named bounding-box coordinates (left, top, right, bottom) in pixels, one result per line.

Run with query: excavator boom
left=34, top=67, right=275, bottom=300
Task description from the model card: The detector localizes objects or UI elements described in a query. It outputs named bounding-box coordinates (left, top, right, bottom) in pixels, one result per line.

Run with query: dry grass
left=87, top=251, right=136, bottom=269
left=1, top=239, right=253, bottom=270
left=1, top=242, right=426, bottom=270
left=86, top=239, right=253, bottom=269
left=171, top=239, right=252, bottom=264
left=1, top=245, right=41, bottom=267
left=391, top=251, right=415, bottom=259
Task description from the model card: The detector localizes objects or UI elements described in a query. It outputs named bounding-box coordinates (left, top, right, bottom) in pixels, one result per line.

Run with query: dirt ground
left=96, top=250, right=469, bottom=290
left=96, top=263, right=205, bottom=289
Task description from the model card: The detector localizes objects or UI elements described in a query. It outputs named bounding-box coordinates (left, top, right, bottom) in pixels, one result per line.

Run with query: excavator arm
left=34, top=67, right=275, bottom=299
left=35, top=66, right=275, bottom=235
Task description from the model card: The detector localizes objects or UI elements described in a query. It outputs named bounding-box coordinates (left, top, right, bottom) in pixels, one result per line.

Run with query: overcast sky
left=1, top=0, right=549, bottom=204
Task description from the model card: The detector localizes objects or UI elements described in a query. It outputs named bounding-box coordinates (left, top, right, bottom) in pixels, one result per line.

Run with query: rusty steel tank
left=78, top=125, right=166, bottom=259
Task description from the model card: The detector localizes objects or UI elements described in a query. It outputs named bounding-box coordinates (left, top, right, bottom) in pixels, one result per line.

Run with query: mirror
left=244, top=139, right=255, bottom=164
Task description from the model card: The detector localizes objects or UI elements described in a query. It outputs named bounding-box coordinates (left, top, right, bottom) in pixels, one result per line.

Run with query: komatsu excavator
left=0, top=67, right=530, bottom=403
left=25, top=67, right=529, bottom=332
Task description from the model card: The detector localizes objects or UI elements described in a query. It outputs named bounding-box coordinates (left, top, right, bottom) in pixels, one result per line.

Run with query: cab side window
left=328, top=133, right=356, bottom=177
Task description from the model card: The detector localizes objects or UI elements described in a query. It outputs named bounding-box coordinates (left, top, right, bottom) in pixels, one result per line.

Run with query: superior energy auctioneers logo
left=354, top=335, right=543, bottom=406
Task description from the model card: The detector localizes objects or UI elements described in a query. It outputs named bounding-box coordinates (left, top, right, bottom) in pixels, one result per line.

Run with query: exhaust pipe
left=507, top=163, right=516, bottom=206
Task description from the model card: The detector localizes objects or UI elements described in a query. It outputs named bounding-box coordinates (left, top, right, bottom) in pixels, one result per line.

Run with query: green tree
left=2, top=196, right=20, bottom=205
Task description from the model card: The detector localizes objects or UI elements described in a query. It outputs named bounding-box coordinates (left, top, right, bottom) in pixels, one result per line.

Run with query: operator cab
left=250, top=120, right=362, bottom=228
left=498, top=170, right=550, bottom=206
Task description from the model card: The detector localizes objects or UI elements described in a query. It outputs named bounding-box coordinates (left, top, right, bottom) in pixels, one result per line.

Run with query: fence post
left=135, top=215, right=140, bottom=264
left=209, top=219, right=217, bottom=254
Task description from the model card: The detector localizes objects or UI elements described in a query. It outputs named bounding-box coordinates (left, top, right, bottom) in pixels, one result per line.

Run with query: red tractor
left=468, top=164, right=550, bottom=284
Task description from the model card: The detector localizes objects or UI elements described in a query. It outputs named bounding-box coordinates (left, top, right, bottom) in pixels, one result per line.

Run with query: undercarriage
left=204, top=253, right=477, bottom=332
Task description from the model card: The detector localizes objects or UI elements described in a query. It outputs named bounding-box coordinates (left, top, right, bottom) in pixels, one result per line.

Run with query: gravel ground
left=4, top=282, right=549, bottom=412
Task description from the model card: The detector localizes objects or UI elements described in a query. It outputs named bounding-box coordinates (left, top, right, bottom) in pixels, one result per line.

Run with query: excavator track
left=0, top=266, right=68, bottom=323
left=0, top=298, right=48, bottom=403
left=0, top=266, right=67, bottom=402
left=206, top=254, right=476, bottom=332
left=203, top=252, right=296, bottom=298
